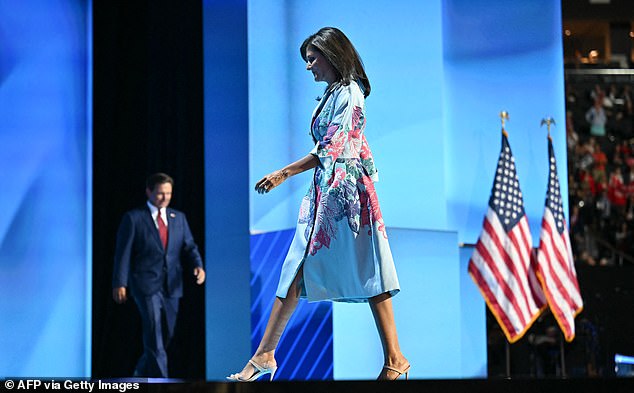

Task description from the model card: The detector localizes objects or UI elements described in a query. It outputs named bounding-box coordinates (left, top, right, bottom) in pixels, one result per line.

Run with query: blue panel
left=250, top=230, right=333, bottom=381
left=459, top=246, right=487, bottom=377
left=247, top=0, right=298, bottom=232
left=443, top=0, right=567, bottom=245
left=333, top=228, right=485, bottom=379
left=0, top=0, right=90, bottom=377
left=203, top=0, right=253, bottom=380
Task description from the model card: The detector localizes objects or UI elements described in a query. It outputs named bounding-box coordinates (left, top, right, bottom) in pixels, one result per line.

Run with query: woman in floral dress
left=228, top=27, right=409, bottom=382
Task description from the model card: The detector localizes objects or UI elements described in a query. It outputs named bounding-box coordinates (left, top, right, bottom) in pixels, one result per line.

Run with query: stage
left=84, top=377, right=634, bottom=393
left=3, top=0, right=633, bottom=387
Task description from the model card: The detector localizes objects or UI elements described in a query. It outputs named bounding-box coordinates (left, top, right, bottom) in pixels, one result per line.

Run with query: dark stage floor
left=93, top=377, right=634, bottom=393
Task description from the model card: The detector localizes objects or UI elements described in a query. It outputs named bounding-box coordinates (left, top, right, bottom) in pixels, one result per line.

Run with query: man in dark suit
left=112, top=172, right=205, bottom=378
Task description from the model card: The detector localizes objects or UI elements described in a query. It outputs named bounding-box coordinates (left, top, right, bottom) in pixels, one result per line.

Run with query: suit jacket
left=112, top=206, right=203, bottom=298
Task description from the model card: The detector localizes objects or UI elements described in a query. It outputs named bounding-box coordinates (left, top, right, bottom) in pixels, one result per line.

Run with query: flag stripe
left=468, top=257, right=520, bottom=339
left=535, top=138, right=583, bottom=342
left=468, top=133, right=543, bottom=343
left=541, top=222, right=575, bottom=307
left=559, top=223, right=582, bottom=298
left=537, top=241, right=574, bottom=335
left=479, top=215, right=532, bottom=324
left=474, top=239, right=527, bottom=330
left=515, top=219, right=532, bottom=276
left=540, top=213, right=583, bottom=309
left=510, top=220, right=542, bottom=307
left=528, top=248, right=547, bottom=306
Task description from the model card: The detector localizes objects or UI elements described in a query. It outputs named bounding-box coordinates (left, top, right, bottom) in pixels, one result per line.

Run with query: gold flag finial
left=540, top=117, right=556, bottom=137
left=500, top=111, right=509, bottom=135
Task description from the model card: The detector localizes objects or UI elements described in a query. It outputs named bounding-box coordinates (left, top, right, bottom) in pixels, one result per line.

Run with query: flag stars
left=489, top=140, right=526, bottom=231
left=545, top=154, right=566, bottom=233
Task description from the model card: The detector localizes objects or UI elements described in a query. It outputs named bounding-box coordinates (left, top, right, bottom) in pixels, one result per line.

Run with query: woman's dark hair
left=300, top=27, right=371, bottom=97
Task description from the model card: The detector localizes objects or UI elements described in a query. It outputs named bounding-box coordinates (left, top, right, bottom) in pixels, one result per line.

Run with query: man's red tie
left=157, top=210, right=168, bottom=249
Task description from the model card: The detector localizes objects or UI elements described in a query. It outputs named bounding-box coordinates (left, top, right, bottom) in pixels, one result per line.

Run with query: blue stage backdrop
left=0, top=0, right=92, bottom=377
left=203, top=0, right=252, bottom=379
left=443, top=0, right=568, bottom=244
left=206, top=0, right=566, bottom=381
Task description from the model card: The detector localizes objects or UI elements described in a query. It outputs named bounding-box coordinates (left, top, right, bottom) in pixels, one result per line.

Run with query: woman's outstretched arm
left=255, top=154, right=320, bottom=194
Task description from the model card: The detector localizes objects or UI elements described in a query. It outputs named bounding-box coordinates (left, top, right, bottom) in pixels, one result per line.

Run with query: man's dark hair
left=145, top=172, right=174, bottom=191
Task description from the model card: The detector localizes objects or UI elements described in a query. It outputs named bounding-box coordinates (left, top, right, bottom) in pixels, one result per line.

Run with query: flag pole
left=540, top=117, right=556, bottom=138
left=500, top=110, right=512, bottom=379
left=541, top=116, right=567, bottom=377
left=505, top=340, right=511, bottom=378
left=500, top=110, right=509, bottom=136
left=559, top=331, right=567, bottom=377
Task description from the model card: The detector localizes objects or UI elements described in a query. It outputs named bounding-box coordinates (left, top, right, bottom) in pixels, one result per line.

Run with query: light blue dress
left=276, top=80, right=400, bottom=303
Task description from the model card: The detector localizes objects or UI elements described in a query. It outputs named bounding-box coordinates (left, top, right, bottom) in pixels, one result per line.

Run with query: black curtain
left=92, top=0, right=205, bottom=378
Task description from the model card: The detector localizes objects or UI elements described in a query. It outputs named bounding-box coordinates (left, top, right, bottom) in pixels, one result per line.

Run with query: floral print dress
left=276, top=80, right=400, bottom=303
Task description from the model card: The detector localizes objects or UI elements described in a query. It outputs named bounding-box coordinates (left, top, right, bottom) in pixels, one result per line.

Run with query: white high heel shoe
left=226, top=359, right=277, bottom=382
left=380, top=364, right=411, bottom=380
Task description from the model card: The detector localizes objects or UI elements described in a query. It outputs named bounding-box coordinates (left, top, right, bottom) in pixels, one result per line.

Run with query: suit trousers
left=133, top=291, right=180, bottom=377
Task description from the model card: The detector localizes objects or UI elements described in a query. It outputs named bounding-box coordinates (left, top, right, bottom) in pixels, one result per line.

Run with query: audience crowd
left=565, top=78, right=634, bottom=266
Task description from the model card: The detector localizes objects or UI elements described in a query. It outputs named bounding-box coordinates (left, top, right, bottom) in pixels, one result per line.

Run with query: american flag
left=469, top=131, right=546, bottom=343
left=535, top=137, right=583, bottom=342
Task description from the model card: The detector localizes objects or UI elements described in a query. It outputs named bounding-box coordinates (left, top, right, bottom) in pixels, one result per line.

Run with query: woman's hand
left=255, top=169, right=289, bottom=194
left=254, top=155, right=319, bottom=194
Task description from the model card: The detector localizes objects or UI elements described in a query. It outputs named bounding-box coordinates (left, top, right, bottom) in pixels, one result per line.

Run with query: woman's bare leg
left=369, top=292, right=409, bottom=380
left=231, top=267, right=304, bottom=379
